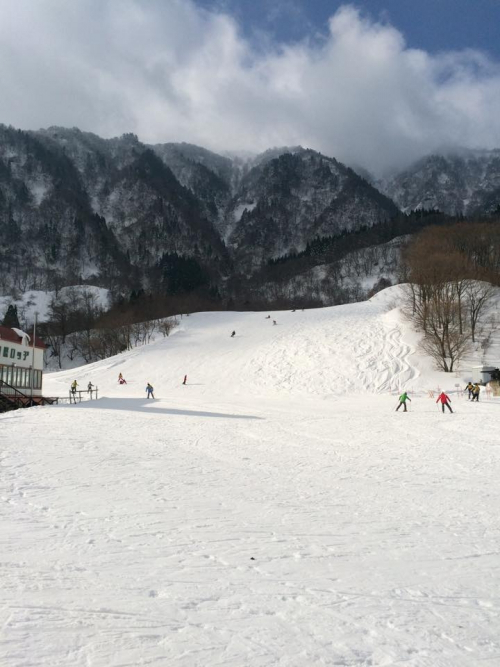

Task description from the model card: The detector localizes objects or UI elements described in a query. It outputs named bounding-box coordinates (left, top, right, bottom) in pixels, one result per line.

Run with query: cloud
left=1, top=0, right=500, bottom=175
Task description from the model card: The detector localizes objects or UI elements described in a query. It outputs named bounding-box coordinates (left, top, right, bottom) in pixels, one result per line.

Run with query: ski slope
left=2, top=288, right=500, bottom=666
left=42, top=288, right=425, bottom=400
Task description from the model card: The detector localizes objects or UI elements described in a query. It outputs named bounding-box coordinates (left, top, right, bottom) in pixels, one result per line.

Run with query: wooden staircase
left=0, top=379, right=58, bottom=412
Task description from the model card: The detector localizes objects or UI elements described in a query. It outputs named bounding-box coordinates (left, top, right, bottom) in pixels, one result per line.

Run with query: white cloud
left=1, top=1, right=500, bottom=175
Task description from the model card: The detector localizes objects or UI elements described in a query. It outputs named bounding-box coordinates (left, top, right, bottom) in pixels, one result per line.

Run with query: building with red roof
left=0, top=325, right=46, bottom=397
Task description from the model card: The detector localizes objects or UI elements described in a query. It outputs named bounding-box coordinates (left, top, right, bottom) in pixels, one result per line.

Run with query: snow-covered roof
left=0, top=325, right=46, bottom=349
left=11, top=327, right=30, bottom=341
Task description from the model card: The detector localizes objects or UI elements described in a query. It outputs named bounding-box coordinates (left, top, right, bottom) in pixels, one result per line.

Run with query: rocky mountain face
left=0, top=125, right=401, bottom=294
left=1, top=124, right=498, bottom=301
left=379, top=150, right=500, bottom=216
left=224, top=150, right=398, bottom=272
left=0, top=126, right=230, bottom=294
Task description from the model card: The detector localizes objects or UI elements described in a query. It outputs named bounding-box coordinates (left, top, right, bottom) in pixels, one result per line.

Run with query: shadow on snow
left=56, top=398, right=263, bottom=420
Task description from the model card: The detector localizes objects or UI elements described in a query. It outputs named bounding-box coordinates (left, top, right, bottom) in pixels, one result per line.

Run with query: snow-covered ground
left=2, top=288, right=500, bottom=666
left=0, top=286, right=110, bottom=326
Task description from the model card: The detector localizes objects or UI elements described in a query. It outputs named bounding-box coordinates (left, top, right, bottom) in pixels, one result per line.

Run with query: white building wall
left=0, top=336, right=45, bottom=396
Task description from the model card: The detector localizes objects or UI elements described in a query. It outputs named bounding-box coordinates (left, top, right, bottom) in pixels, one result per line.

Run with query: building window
left=2, top=347, right=8, bottom=358
left=34, top=370, right=42, bottom=389
left=17, top=352, right=21, bottom=360
left=10, top=349, right=15, bottom=359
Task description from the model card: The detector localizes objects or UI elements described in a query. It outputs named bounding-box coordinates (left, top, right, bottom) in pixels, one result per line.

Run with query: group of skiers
left=396, top=382, right=486, bottom=414
left=72, top=360, right=486, bottom=412
left=232, top=318, right=278, bottom=337
left=396, top=390, right=454, bottom=413
left=119, top=374, right=155, bottom=398
left=118, top=373, right=155, bottom=398
left=69, top=375, right=487, bottom=411
left=464, top=382, right=481, bottom=401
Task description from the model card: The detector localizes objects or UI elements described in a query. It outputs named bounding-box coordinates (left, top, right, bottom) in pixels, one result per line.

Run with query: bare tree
left=158, top=318, right=178, bottom=337
left=465, top=282, right=497, bottom=343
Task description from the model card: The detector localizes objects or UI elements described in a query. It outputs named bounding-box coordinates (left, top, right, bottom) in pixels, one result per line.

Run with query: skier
left=183, top=375, right=187, bottom=385
left=464, top=381, right=474, bottom=400
left=472, top=383, right=480, bottom=402
left=145, top=383, right=155, bottom=399
left=436, top=391, right=453, bottom=413
left=396, top=391, right=411, bottom=412
left=273, top=320, right=277, bottom=325
left=87, top=381, right=94, bottom=393
left=231, top=331, right=236, bottom=337
left=265, top=315, right=270, bottom=319
left=118, top=372, right=127, bottom=384
left=70, top=380, right=78, bottom=404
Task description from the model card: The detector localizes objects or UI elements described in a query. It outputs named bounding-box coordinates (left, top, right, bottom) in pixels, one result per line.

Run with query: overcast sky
left=1, top=0, right=500, bottom=175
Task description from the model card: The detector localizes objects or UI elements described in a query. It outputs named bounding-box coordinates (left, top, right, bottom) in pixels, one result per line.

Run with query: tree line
left=402, top=222, right=499, bottom=372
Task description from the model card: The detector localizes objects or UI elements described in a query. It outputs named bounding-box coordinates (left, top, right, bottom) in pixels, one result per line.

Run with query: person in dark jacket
left=146, top=383, right=155, bottom=399
left=464, top=382, right=474, bottom=400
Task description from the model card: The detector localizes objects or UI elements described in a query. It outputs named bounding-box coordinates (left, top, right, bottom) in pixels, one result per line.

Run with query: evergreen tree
left=2, top=304, right=20, bottom=328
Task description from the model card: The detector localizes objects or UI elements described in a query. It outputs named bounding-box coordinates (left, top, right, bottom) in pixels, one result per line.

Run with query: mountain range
left=0, top=123, right=498, bottom=303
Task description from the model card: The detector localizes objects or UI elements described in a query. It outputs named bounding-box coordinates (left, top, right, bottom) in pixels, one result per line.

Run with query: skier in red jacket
left=436, top=392, right=453, bottom=413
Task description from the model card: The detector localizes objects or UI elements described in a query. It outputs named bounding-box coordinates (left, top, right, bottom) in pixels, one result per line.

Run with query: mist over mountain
left=379, top=149, right=500, bottom=216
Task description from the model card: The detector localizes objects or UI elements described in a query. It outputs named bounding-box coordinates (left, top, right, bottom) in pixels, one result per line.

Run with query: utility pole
left=31, top=311, right=39, bottom=402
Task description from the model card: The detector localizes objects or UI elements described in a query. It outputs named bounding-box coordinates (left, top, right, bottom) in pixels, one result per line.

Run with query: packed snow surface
left=2, top=288, right=500, bottom=666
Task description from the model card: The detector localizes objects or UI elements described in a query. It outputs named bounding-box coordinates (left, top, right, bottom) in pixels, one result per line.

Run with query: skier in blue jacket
left=146, top=383, right=155, bottom=399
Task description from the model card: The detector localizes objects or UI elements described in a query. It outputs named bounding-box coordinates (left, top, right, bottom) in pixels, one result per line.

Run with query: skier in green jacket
left=396, top=392, right=411, bottom=412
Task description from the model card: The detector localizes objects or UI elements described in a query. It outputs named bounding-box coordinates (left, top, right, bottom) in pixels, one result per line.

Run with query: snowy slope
left=42, top=288, right=420, bottom=401
left=2, top=288, right=500, bottom=667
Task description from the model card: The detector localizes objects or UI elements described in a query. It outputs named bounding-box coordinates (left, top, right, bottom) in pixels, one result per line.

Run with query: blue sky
left=195, top=0, right=500, bottom=59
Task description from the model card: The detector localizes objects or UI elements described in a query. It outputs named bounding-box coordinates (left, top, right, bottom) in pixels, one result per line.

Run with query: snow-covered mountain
left=223, top=149, right=398, bottom=272
left=379, top=149, right=500, bottom=215
left=1, top=124, right=499, bottom=298
left=0, top=125, right=398, bottom=293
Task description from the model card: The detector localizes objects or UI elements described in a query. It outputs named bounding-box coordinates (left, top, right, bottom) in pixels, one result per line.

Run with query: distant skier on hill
left=436, top=392, right=453, bottom=413
left=395, top=392, right=411, bottom=412
left=231, top=331, right=236, bottom=337
left=183, top=375, right=187, bottom=385
left=118, top=372, right=127, bottom=384
left=146, top=383, right=155, bottom=399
